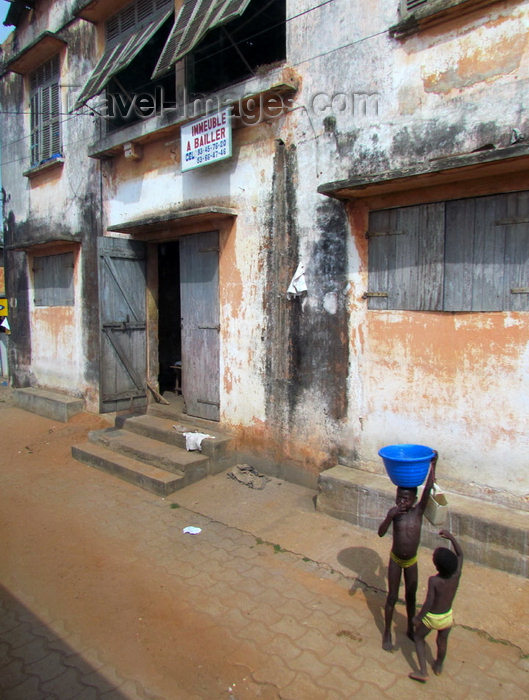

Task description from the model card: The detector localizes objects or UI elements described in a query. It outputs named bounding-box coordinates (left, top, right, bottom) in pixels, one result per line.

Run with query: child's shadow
left=338, top=546, right=387, bottom=634
left=338, top=546, right=416, bottom=660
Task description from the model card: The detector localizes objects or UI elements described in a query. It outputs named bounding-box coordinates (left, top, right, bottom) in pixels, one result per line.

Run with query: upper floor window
left=366, top=191, right=529, bottom=312
left=75, top=0, right=287, bottom=131
left=185, top=0, right=286, bottom=96
left=74, top=0, right=175, bottom=130
left=30, top=55, right=61, bottom=167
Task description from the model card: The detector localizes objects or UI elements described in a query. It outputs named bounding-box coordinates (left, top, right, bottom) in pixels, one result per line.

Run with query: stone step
left=14, top=387, right=84, bottom=422
left=122, top=414, right=231, bottom=474
left=88, top=427, right=208, bottom=479
left=316, top=465, right=529, bottom=577
left=148, top=399, right=222, bottom=433
left=72, top=442, right=186, bottom=497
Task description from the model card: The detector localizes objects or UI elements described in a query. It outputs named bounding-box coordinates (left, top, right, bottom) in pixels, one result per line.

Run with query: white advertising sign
left=181, top=108, right=232, bottom=172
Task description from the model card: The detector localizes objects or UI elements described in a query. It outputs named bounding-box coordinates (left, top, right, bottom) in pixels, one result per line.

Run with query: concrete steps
left=14, top=387, right=84, bottom=422
left=317, top=465, right=529, bottom=577
left=88, top=427, right=209, bottom=477
left=72, top=442, right=186, bottom=496
left=123, top=414, right=231, bottom=471
left=72, top=405, right=234, bottom=496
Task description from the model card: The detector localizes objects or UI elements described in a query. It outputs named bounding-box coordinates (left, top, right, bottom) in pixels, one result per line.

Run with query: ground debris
left=227, top=464, right=270, bottom=490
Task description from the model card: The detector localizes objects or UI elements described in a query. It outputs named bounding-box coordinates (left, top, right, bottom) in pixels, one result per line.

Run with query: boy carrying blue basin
left=378, top=449, right=437, bottom=651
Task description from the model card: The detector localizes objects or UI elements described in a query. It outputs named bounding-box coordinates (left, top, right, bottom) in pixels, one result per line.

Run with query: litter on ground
left=227, top=464, right=270, bottom=490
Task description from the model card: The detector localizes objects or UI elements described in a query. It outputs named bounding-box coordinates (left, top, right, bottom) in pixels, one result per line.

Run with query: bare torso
left=392, top=506, right=423, bottom=560
left=428, top=574, right=460, bottom=614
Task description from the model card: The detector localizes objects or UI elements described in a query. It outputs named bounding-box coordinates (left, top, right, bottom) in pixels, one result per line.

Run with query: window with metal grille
left=33, top=252, right=74, bottom=307
left=30, top=55, right=61, bottom=167
left=366, top=191, right=529, bottom=312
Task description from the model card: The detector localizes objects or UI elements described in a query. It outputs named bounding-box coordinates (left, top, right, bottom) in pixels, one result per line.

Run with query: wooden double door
left=98, top=231, right=220, bottom=420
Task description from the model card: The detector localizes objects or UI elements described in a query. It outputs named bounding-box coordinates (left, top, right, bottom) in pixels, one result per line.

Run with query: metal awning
left=73, top=7, right=172, bottom=110
left=152, top=0, right=252, bottom=79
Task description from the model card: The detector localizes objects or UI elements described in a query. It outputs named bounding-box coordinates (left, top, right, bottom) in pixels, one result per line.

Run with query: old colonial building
left=1, top=1, right=528, bottom=561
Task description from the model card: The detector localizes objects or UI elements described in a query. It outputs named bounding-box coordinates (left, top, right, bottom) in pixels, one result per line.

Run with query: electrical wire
left=0, top=0, right=521, bottom=166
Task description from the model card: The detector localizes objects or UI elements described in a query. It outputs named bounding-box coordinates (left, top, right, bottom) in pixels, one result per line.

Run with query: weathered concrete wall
left=343, top=203, right=529, bottom=500
left=1, top=1, right=102, bottom=405
left=2, top=0, right=528, bottom=503
left=297, top=0, right=529, bottom=502
left=98, top=0, right=529, bottom=500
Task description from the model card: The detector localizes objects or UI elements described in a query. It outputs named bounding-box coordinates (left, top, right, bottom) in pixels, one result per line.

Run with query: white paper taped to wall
left=287, top=263, right=307, bottom=298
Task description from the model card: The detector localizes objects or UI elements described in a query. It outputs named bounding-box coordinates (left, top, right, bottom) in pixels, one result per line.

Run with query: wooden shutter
left=499, top=191, right=529, bottom=312
left=367, top=203, right=444, bottom=310
left=33, top=253, right=74, bottom=307
left=152, top=0, right=253, bottom=79
left=445, top=194, right=506, bottom=311
left=41, top=85, right=52, bottom=160
left=30, top=92, right=39, bottom=166
left=75, top=6, right=172, bottom=108
left=30, top=55, right=61, bottom=166
left=106, top=0, right=173, bottom=45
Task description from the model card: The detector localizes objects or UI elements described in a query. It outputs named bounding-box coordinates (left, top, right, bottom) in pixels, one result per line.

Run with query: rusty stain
left=228, top=420, right=331, bottom=476
left=363, top=312, right=529, bottom=440
left=422, top=34, right=527, bottom=93
left=32, top=306, right=77, bottom=363
left=112, top=140, right=176, bottom=181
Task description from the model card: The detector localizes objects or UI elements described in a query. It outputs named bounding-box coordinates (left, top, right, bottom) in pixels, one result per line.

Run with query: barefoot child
left=378, top=452, right=437, bottom=651
left=409, top=529, right=463, bottom=682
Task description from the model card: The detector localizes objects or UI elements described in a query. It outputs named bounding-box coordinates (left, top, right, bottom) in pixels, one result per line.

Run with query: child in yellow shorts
left=409, top=529, right=463, bottom=682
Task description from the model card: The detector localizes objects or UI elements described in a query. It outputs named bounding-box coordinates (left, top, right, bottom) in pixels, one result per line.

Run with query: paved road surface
left=0, top=392, right=527, bottom=698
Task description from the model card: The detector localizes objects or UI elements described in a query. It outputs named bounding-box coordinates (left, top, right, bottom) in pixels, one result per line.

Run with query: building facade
left=1, top=0, right=528, bottom=506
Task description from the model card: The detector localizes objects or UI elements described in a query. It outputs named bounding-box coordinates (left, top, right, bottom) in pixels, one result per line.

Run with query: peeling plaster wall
left=99, top=0, right=529, bottom=498
left=3, top=0, right=529, bottom=500
left=286, top=0, right=529, bottom=498
left=1, top=5, right=101, bottom=403
left=28, top=246, right=83, bottom=392
left=328, top=0, right=529, bottom=501
left=345, top=200, right=529, bottom=499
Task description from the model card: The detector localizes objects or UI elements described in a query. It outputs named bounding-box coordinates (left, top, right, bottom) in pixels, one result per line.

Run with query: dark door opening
left=158, top=241, right=181, bottom=394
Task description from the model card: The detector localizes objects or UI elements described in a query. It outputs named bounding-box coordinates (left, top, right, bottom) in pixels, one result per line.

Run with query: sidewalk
left=0, top=394, right=527, bottom=699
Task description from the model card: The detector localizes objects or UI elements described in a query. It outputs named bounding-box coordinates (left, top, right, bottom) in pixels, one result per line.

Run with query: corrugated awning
left=152, top=0, right=252, bottom=80
left=73, top=7, right=172, bottom=110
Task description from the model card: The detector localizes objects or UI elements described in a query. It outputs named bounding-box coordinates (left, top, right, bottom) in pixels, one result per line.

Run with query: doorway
left=158, top=241, right=181, bottom=395
left=157, top=232, right=220, bottom=421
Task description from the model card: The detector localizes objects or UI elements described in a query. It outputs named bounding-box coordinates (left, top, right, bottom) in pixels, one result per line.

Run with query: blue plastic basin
left=378, top=444, right=435, bottom=488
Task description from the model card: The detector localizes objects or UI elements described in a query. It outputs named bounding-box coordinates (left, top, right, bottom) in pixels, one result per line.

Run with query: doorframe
left=142, top=216, right=236, bottom=410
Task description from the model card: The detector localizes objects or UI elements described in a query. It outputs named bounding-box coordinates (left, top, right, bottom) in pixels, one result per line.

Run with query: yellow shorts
left=422, top=609, right=453, bottom=630
left=390, top=551, right=418, bottom=568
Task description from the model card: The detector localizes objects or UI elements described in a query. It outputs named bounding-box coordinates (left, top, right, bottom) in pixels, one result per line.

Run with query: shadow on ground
left=0, top=584, right=128, bottom=699
left=337, top=545, right=425, bottom=668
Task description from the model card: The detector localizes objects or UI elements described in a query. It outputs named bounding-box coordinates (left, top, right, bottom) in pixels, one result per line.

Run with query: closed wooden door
left=98, top=236, right=147, bottom=413
left=179, top=231, right=220, bottom=421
